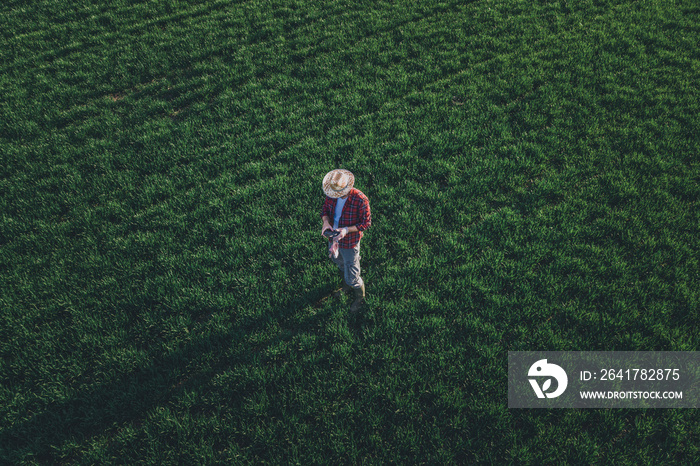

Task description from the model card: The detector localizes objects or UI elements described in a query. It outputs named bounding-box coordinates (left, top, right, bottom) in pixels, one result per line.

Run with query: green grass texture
left=1, top=0, right=698, bottom=463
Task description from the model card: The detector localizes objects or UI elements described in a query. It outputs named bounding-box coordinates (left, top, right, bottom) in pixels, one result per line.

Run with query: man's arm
left=355, top=195, right=371, bottom=232
left=321, top=196, right=334, bottom=236
left=338, top=196, right=369, bottom=236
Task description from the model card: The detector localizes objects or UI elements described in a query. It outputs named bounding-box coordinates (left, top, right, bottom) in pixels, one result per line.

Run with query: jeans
left=330, top=242, right=363, bottom=289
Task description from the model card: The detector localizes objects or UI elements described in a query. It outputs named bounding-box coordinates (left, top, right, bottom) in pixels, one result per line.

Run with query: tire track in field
left=247, top=27, right=598, bottom=175
left=235, top=2, right=583, bottom=149
left=0, top=0, right=376, bottom=74
left=110, top=0, right=469, bottom=99
left=1, top=2, right=251, bottom=136
left=8, top=0, right=569, bottom=167
left=0, top=0, right=243, bottom=74
left=2, top=0, right=459, bottom=130
left=15, top=2, right=476, bottom=130
left=126, top=0, right=470, bottom=100
left=276, top=0, right=475, bottom=67
left=203, top=1, right=492, bottom=167
left=0, top=1, right=116, bottom=42
left=31, top=1, right=482, bottom=150
left=232, top=50, right=514, bottom=170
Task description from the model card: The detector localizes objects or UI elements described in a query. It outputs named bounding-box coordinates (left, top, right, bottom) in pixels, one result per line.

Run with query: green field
left=1, top=0, right=699, bottom=463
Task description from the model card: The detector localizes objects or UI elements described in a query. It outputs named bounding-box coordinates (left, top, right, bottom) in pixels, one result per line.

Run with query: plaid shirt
left=321, top=188, right=371, bottom=248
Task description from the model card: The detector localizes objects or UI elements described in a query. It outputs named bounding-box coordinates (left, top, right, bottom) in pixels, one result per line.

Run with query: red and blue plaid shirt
left=321, top=188, right=371, bottom=248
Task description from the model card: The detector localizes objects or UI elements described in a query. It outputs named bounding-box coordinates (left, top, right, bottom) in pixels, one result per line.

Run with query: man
left=320, top=169, right=371, bottom=313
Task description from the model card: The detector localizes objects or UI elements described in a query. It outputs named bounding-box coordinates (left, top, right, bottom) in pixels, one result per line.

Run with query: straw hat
left=322, top=169, right=355, bottom=198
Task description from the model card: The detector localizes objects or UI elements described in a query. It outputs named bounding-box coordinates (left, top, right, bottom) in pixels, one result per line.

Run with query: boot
left=349, top=282, right=365, bottom=313
left=332, top=275, right=352, bottom=299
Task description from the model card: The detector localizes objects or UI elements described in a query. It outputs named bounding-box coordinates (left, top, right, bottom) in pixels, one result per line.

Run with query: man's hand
left=335, top=227, right=348, bottom=241
left=322, top=221, right=332, bottom=237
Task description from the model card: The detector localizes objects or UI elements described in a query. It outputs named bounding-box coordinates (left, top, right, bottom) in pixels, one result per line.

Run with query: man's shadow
left=1, top=283, right=355, bottom=464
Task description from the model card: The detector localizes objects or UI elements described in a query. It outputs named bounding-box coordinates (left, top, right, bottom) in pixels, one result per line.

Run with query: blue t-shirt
left=333, top=197, right=347, bottom=230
